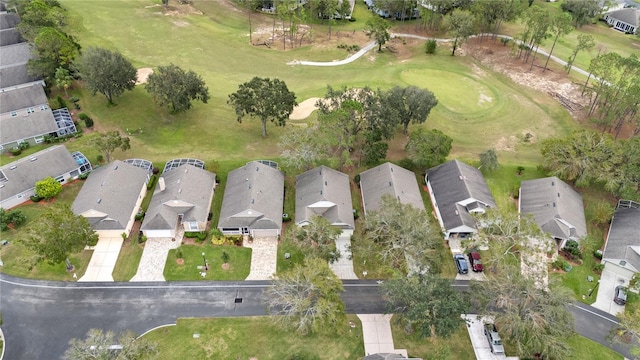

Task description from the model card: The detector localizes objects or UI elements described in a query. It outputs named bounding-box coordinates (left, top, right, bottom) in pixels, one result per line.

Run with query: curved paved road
left=287, top=32, right=591, bottom=77
left=0, top=274, right=634, bottom=359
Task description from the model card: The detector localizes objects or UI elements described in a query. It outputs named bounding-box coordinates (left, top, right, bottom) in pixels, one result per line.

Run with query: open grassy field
left=140, top=315, right=364, bottom=359
left=57, top=0, right=577, bottom=168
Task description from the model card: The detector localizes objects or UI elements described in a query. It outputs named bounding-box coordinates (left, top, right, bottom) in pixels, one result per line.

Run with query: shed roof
left=0, top=145, right=81, bottom=203
left=141, top=164, right=216, bottom=232
left=519, top=177, right=587, bottom=241
left=426, top=160, right=496, bottom=232
left=360, top=162, right=424, bottom=215
left=295, top=165, right=354, bottom=229
left=218, top=161, right=284, bottom=231
left=603, top=201, right=640, bottom=271
left=73, top=161, right=149, bottom=231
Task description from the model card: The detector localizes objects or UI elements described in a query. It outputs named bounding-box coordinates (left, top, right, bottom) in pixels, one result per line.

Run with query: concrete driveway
left=331, top=230, right=358, bottom=279
left=78, top=236, right=123, bottom=282
left=591, top=264, right=627, bottom=316
left=462, top=315, right=518, bottom=360
left=357, top=314, right=407, bottom=358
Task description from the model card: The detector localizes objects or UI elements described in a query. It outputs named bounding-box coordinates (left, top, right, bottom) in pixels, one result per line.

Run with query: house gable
left=360, top=162, right=424, bottom=215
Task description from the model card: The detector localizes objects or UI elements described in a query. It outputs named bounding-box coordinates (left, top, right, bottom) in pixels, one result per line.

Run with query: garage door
left=251, top=229, right=280, bottom=237
left=144, top=230, right=174, bottom=238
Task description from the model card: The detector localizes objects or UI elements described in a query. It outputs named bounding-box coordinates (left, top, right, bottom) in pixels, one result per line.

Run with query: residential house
left=604, top=8, right=639, bottom=34
left=141, top=164, right=216, bottom=238
left=359, top=162, right=425, bottom=215
left=0, top=42, right=42, bottom=90
left=519, top=176, right=587, bottom=248
left=425, top=160, right=496, bottom=239
left=602, top=200, right=640, bottom=283
left=0, top=84, right=76, bottom=150
left=218, top=161, right=284, bottom=237
left=0, top=145, right=91, bottom=209
left=0, top=11, right=22, bottom=46
left=73, top=160, right=149, bottom=238
left=295, top=165, right=354, bottom=230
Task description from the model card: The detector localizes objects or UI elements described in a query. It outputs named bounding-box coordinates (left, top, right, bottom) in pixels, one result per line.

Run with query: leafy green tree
left=479, top=148, right=499, bottom=172
left=443, top=9, right=475, bottom=56
left=382, top=86, right=438, bottom=134
left=0, top=209, right=27, bottom=231
left=265, top=258, right=345, bottom=335
left=472, top=0, right=522, bottom=39
left=28, top=27, right=79, bottom=81
left=90, top=131, right=131, bottom=163
left=54, top=67, right=72, bottom=96
left=77, top=47, right=137, bottom=105
left=381, top=274, right=469, bottom=338
left=20, top=204, right=98, bottom=268
left=365, top=195, right=443, bottom=273
left=146, top=64, right=209, bottom=113
left=287, top=215, right=342, bottom=263
left=615, top=310, right=640, bottom=358
left=566, top=34, right=595, bottom=74
left=543, top=12, right=573, bottom=72
left=64, top=328, right=158, bottom=360
left=15, top=0, right=66, bottom=41
left=35, top=176, right=63, bottom=200
left=473, top=268, right=574, bottom=360
left=561, top=0, right=601, bottom=28
left=404, top=128, right=452, bottom=169
left=228, top=77, right=297, bottom=137
left=365, top=17, right=391, bottom=52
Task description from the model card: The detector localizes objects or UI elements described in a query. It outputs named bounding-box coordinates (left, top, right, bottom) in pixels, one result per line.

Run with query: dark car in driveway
left=468, top=251, right=483, bottom=272
left=454, top=254, right=468, bottom=274
left=614, top=286, right=627, bottom=305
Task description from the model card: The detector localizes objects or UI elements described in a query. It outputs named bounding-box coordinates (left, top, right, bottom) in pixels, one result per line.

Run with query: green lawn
left=566, top=334, right=624, bottom=360
left=140, top=315, right=364, bottom=359
left=111, top=238, right=144, bottom=281
left=392, top=319, right=475, bottom=360
left=164, top=244, right=251, bottom=281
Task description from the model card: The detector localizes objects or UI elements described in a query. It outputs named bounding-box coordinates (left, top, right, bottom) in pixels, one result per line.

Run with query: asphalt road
left=0, top=275, right=635, bottom=360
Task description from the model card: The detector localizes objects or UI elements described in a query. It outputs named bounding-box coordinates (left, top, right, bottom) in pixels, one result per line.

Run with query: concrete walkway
left=244, top=236, right=278, bottom=280
left=358, top=314, right=407, bottom=358
left=130, top=236, right=181, bottom=282
left=330, top=230, right=358, bottom=279
left=78, top=236, right=123, bottom=282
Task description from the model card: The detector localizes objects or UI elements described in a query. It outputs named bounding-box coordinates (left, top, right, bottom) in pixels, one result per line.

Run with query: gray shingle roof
left=0, top=63, right=39, bottom=89
left=0, top=108, right=58, bottom=147
left=0, top=28, right=22, bottom=46
left=0, top=83, right=48, bottom=113
left=295, top=165, right=354, bottom=229
left=426, top=160, right=496, bottom=232
left=0, top=12, right=19, bottom=30
left=603, top=201, right=640, bottom=271
left=606, top=8, right=639, bottom=27
left=0, top=145, right=80, bottom=203
left=0, top=42, right=31, bottom=67
left=218, top=161, right=284, bottom=231
left=360, top=162, right=425, bottom=215
left=141, top=164, right=216, bottom=232
left=73, top=161, right=150, bottom=231
left=519, top=177, right=587, bottom=241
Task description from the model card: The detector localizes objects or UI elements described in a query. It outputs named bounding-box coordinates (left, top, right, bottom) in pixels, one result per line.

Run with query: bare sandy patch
left=478, top=92, right=493, bottom=105
left=495, top=136, right=518, bottom=152
left=290, top=98, right=320, bottom=120
left=172, top=20, right=189, bottom=27
left=135, top=68, right=153, bottom=85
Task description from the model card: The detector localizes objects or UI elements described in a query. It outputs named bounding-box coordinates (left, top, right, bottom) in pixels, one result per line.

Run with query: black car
left=614, top=286, right=627, bottom=305
left=454, top=254, right=468, bottom=274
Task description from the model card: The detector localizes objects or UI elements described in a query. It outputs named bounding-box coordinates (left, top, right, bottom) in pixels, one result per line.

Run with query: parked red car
left=468, top=251, right=484, bottom=272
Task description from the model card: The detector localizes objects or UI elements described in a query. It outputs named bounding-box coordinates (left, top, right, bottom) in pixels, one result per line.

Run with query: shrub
left=282, top=213, right=292, bottom=222
left=9, top=147, right=22, bottom=156
left=78, top=172, right=90, bottom=180
left=176, top=247, right=183, bottom=259
left=56, top=95, right=67, bottom=109
left=517, top=166, right=525, bottom=175
left=500, top=37, right=510, bottom=46
left=593, top=263, right=605, bottom=274
left=96, top=155, right=104, bottom=163
left=138, top=234, right=147, bottom=244
left=69, top=96, right=80, bottom=103
left=353, top=208, right=359, bottom=220
left=146, top=175, right=157, bottom=190
left=185, top=231, right=207, bottom=242
left=0, top=209, right=26, bottom=230
left=152, top=167, right=160, bottom=175
left=425, top=39, right=437, bottom=54
left=83, top=117, right=94, bottom=128
left=18, top=141, right=30, bottom=150
left=135, top=210, right=145, bottom=221
left=354, top=174, right=361, bottom=184
left=74, top=103, right=81, bottom=110
left=221, top=251, right=230, bottom=264
left=30, top=195, right=43, bottom=202
left=593, top=249, right=603, bottom=260
left=562, top=240, right=582, bottom=260
left=397, top=158, right=415, bottom=171
left=348, top=17, right=356, bottom=22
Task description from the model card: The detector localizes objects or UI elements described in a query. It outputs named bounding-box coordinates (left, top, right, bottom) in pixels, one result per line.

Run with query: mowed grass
left=164, top=244, right=251, bottom=281
left=392, top=320, right=475, bottom=360
left=57, top=0, right=576, bottom=168
left=566, top=334, right=624, bottom=360
left=111, top=239, right=144, bottom=281
left=140, top=315, right=364, bottom=360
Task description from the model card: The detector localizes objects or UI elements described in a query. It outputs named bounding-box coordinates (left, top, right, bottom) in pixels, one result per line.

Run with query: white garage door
left=251, top=229, right=280, bottom=237
left=144, top=230, right=174, bottom=238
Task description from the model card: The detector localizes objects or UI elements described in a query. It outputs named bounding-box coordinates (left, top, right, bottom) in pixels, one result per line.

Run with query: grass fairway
left=57, top=0, right=576, bottom=167
left=141, top=316, right=364, bottom=359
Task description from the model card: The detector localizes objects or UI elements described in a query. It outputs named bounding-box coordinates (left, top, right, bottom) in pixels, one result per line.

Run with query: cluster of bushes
left=0, top=209, right=27, bottom=231
left=282, top=213, right=292, bottom=222
left=43, top=133, right=79, bottom=144
left=552, top=259, right=572, bottom=272
left=135, top=210, right=145, bottom=221
left=337, top=43, right=360, bottom=52
left=424, top=39, right=437, bottom=54
left=138, top=231, right=147, bottom=244
left=78, top=113, right=94, bottom=128
left=562, top=240, right=582, bottom=261
left=78, top=171, right=90, bottom=180
left=30, top=195, right=42, bottom=202
left=210, top=229, right=242, bottom=246
left=9, top=142, right=30, bottom=156
left=147, top=175, right=158, bottom=190
left=184, top=231, right=208, bottom=242
left=69, top=97, right=81, bottom=110
left=56, top=96, right=67, bottom=110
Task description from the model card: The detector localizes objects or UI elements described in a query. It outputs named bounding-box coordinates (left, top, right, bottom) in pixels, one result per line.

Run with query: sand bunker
left=135, top=68, right=153, bottom=85
left=289, top=97, right=321, bottom=120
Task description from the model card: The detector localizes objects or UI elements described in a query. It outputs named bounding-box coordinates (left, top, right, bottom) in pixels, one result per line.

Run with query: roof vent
left=454, top=210, right=459, bottom=215
left=246, top=178, right=249, bottom=181
left=158, top=177, right=166, bottom=191
left=9, top=166, right=17, bottom=170
left=551, top=181, right=555, bottom=186
left=557, top=192, right=560, bottom=198
left=389, top=181, right=392, bottom=186
left=553, top=202, right=556, bottom=208
left=458, top=175, right=463, bottom=180
left=101, top=181, right=105, bottom=186
left=324, top=181, right=327, bottom=186
left=97, top=198, right=102, bottom=204
left=390, top=167, right=394, bottom=172
left=320, top=190, right=323, bottom=195
left=184, top=169, right=188, bottom=173
left=113, top=165, right=118, bottom=170
left=256, top=166, right=259, bottom=171
left=178, top=188, right=182, bottom=194
left=251, top=199, right=255, bottom=204
left=29, top=157, right=37, bottom=162
left=0, top=184, right=4, bottom=188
